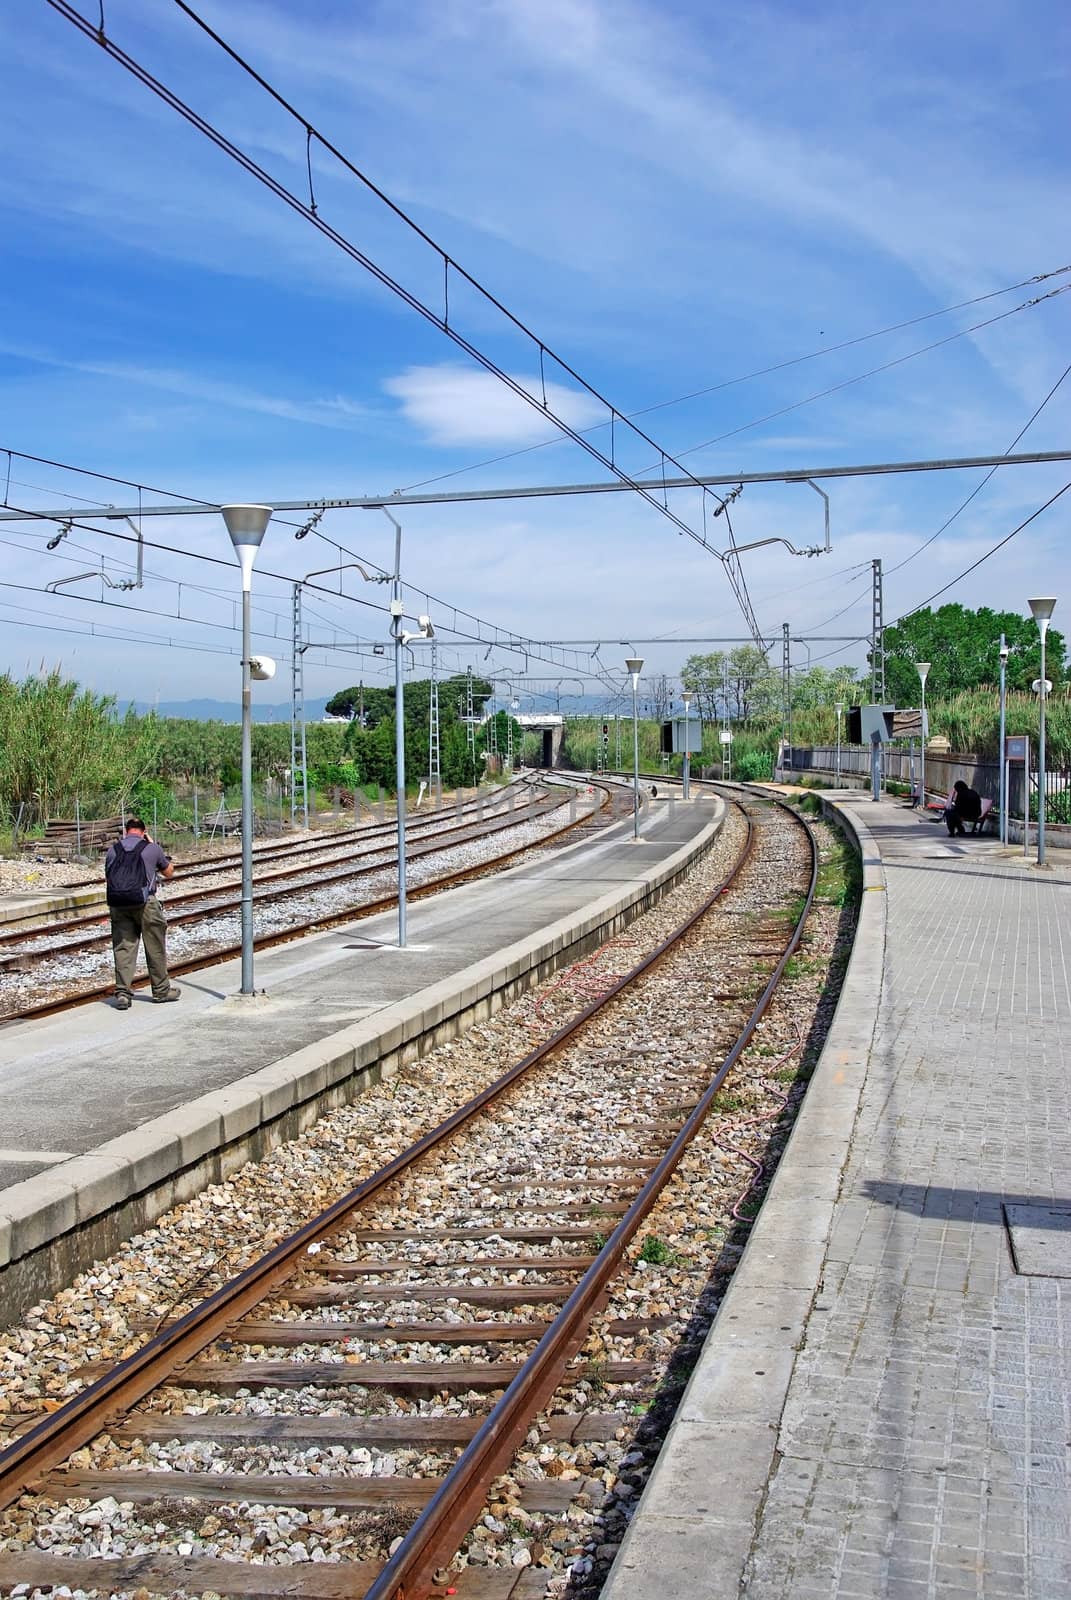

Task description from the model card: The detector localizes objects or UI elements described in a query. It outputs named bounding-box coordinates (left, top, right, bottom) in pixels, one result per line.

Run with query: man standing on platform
left=104, top=817, right=180, bottom=1008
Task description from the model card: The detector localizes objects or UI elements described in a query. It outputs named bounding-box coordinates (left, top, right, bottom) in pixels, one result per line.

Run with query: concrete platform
left=606, top=792, right=1071, bottom=1600
left=0, top=791, right=723, bottom=1321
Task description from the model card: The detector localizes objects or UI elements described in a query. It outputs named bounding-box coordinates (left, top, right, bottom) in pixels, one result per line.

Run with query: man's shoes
left=152, top=985, right=182, bottom=1003
left=112, top=994, right=132, bottom=1010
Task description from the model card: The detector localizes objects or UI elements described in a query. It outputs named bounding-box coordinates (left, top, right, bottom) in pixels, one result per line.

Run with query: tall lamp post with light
left=1029, top=597, right=1057, bottom=866
left=681, top=689, right=694, bottom=801
left=367, top=507, right=434, bottom=947
left=835, top=702, right=844, bottom=788
left=915, top=663, right=930, bottom=813
left=625, top=657, right=644, bottom=840
left=998, top=635, right=1009, bottom=845
left=222, top=504, right=273, bottom=996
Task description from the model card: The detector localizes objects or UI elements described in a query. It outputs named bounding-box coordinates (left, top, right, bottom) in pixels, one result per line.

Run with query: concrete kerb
left=602, top=792, right=887, bottom=1600
left=0, top=798, right=726, bottom=1324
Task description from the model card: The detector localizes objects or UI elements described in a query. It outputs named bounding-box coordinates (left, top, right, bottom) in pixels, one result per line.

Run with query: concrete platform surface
left=0, top=791, right=722, bottom=1312
left=606, top=792, right=1071, bottom=1599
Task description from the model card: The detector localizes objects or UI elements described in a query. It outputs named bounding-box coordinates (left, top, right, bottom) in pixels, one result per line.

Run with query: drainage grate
left=1003, top=1203, right=1071, bottom=1278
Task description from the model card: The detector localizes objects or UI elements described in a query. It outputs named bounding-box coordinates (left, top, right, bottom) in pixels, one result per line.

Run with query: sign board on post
left=719, top=729, right=733, bottom=745
left=664, top=717, right=703, bottom=754
left=859, top=705, right=896, bottom=742
left=1005, top=735, right=1029, bottom=763
left=892, top=708, right=927, bottom=738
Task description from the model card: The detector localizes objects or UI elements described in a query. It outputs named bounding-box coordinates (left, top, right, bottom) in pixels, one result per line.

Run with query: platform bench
left=922, top=791, right=995, bottom=834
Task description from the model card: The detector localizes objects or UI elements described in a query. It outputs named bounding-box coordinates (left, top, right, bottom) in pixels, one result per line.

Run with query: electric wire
left=642, top=285, right=1071, bottom=468
left=897, top=480, right=1071, bottom=622
left=2, top=445, right=603, bottom=673
left=2, top=496, right=602, bottom=675
left=886, top=360, right=1071, bottom=576
left=395, top=265, right=1071, bottom=494
left=44, top=0, right=766, bottom=642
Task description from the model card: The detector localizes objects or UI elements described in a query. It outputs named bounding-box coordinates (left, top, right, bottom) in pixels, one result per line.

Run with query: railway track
left=0, top=788, right=821, bottom=1599
left=0, top=779, right=629, bottom=1022
left=1, top=779, right=550, bottom=943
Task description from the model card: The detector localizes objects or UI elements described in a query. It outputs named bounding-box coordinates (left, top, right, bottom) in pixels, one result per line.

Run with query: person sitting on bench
left=945, top=780, right=981, bottom=837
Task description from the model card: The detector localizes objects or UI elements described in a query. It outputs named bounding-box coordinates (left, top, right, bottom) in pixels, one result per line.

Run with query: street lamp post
left=1029, top=597, right=1057, bottom=866
left=681, top=689, right=693, bottom=801
left=366, top=508, right=434, bottom=946
left=222, top=504, right=273, bottom=996
left=625, top=657, right=644, bottom=840
left=915, top=663, right=930, bottom=813
left=998, top=635, right=1009, bottom=845
left=835, top=702, right=844, bottom=788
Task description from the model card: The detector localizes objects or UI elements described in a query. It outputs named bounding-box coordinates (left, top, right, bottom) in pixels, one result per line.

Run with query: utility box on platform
left=661, top=718, right=703, bottom=755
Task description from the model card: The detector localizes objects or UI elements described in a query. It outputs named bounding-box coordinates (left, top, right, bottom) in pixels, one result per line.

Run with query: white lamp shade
left=1028, top=596, right=1057, bottom=623
left=681, top=690, right=694, bottom=705
left=625, top=657, right=644, bottom=675
left=222, top=504, right=273, bottom=548
left=916, top=661, right=931, bottom=682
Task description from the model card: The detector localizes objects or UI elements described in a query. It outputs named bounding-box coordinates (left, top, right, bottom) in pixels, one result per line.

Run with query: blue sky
left=1, top=0, right=1069, bottom=709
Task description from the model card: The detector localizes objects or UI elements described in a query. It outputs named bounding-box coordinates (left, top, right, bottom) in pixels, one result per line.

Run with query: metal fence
left=785, top=744, right=1071, bottom=824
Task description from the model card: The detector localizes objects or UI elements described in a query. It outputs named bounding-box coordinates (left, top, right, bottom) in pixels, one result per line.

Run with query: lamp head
left=625, top=656, right=644, bottom=687
left=681, top=689, right=693, bottom=706
left=916, top=661, right=931, bottom=686
left=1029, top=596, right=1057, bottom=624
left=222, top=504, right=272, bottom=591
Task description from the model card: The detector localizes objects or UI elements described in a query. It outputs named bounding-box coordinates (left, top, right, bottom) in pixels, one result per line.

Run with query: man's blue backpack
left=106, top=837, right=150, bottom=907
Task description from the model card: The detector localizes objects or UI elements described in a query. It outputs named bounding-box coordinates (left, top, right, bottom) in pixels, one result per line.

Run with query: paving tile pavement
left=743, top=800, right=1071, bottom=1598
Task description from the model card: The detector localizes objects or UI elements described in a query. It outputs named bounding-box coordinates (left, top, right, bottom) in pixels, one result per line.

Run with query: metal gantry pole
left=429, top=641, right=441, bottom=800
left=465, top=667, right=476, bottom=779
left=782, top=623, right=792, bottom=775
left=871, top=558, right=886, bottom=700
left=290, top=584, right=301, bottom=826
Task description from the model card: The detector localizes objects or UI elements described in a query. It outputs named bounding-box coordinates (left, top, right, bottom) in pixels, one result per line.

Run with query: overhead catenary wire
left=43, top=0, right=768, bottom=644
left=0, top=448, right=604, bottom=673
left=397, top=264, right=1071, bottom=494
left=643, top=285, right=1071, bottom=468
left=897, top=480, right=1071, bottom=622
left=886, top=359, right=1071, bottom=576
left=1, top=493, right=604, bottom=677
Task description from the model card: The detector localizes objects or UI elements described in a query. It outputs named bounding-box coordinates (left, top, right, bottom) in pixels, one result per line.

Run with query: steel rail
left=0, top=788, right=741, bottom=1514
left=363, top=788, right=817, bottom=1597
left=1, top=785, right=622, bottom=1024
left=0, top=779, right=549, bottom=946
left=0, top=792, right=563, bottom=957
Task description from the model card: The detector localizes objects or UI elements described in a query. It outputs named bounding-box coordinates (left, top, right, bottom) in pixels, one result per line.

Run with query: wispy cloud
left=0, top=342, right=371, bottom=430
left=382, top=364, right=604, bottom=447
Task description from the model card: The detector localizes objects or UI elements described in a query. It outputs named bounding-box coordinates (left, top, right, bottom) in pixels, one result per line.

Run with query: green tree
left=879, top=604, right=1065, bottom=706
left=0, top=671, right=160, bottom=822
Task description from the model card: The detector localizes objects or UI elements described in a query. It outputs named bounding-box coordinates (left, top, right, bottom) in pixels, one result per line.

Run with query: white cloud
left=382, top=364, right=605, bottom=447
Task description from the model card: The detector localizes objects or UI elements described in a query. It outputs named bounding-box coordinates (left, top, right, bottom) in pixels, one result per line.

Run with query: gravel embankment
left=0, top=800, right=857, bottom=1597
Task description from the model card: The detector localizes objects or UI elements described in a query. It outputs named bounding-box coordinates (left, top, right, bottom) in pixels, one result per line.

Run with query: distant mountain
left=131, top=697, right=332, bottom=724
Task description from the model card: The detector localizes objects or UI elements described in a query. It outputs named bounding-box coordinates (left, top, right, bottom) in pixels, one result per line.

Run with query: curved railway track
left=0, top=778, right=631, bottom=1023
left=0, top=788, right=819, bottom=1599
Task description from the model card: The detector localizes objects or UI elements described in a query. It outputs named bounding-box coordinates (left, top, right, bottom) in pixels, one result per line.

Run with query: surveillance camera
left=249, top=654, right=277, bottom=682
